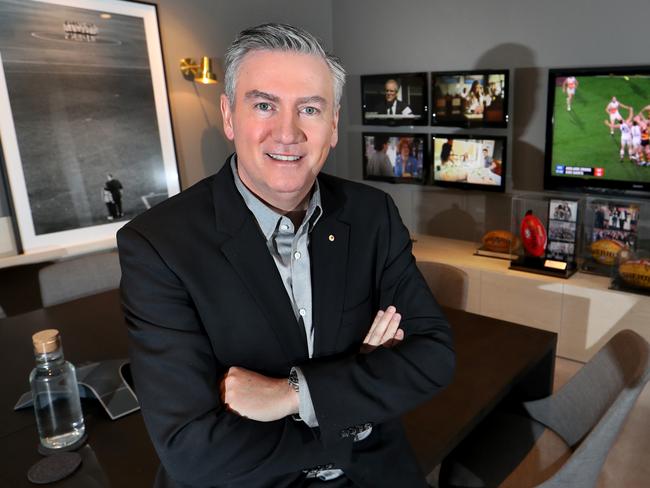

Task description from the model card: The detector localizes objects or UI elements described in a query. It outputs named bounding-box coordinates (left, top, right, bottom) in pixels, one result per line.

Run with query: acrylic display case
left=579, top=196, right=648, bottom=277
left=509, top=193, right=583, bottom=278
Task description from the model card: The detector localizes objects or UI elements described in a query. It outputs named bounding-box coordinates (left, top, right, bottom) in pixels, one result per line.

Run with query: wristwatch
left=288, top=368, right=300, bottom=393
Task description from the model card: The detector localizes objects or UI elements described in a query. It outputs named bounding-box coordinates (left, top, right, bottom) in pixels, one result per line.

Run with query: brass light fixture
left=180, top=56, right=217, bottom=84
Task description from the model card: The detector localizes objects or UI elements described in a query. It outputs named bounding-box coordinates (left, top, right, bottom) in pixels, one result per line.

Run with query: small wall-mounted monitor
left=363, top=132, right=428, bottom=183
left=361, top=73, right=428, bottom=126
left=544, top=66, right=650, bottom=195
left=432, top=135, right=506, bottom=191
left=431, top=70, right=509, bottom=128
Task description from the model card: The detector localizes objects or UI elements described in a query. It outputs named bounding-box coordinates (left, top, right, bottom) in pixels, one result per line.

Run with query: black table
left=0, top=290, right=556, bottom=486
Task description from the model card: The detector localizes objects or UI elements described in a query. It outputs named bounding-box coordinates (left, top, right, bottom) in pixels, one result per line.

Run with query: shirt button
left=299, top=308, right=306, bottom=317
left=281, top=224, right=290, bottom=231
left=294, top=251, right=301, bottom=260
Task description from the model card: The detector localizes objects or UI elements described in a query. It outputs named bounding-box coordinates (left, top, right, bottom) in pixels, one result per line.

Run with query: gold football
left=590, top=239, right=626, bottom=265
left=619, top=259, right=650, bottom=289
left=482, top=230, right=521, bottom=253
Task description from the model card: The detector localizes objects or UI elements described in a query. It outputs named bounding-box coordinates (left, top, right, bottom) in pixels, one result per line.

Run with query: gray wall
left=152, top=0, right=335, bottom=187
left=3, top=0, right=650, bottom=239
left=330, top=0, right=650, bottom=240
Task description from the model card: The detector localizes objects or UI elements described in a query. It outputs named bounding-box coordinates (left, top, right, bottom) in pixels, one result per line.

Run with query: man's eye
left=301, top=106, right=320, bottom=116
left=256, top=102, right=272, bottom=111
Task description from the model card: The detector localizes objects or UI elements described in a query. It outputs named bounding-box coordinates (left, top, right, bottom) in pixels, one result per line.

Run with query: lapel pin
left=328, top=234, right=335, bottom=242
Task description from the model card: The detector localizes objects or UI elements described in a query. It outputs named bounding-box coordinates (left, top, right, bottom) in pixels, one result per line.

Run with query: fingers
left=363, top=306, right=398, bottom=347
left=378, top=309, right=401, bottom=346
left=361, top=306, right=404, bottom=353
left=362, top=309, right=386, bottom=345
left=385, top=327, right=405, bottom=348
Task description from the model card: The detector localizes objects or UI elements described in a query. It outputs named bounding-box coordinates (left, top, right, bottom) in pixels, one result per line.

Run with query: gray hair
left=224, top=23, right=346, bottom=108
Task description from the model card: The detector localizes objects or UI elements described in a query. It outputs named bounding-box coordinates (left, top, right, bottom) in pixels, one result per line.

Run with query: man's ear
left=221, top=94, right=235, bottom=141
left=330, top=106, right=340, bottom=148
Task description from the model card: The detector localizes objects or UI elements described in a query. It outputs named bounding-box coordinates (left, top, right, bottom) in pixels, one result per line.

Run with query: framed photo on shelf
left=362, top=132, right=427, bottom=184
left=0, top=0, right=180, bottom=252
left=545, top=198, right=579, bottom=264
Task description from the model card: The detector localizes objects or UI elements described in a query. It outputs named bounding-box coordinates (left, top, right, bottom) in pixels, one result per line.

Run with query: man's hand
left=220, top=367, right=299, bottom=421
left=360, top=306, right=404, bottom=354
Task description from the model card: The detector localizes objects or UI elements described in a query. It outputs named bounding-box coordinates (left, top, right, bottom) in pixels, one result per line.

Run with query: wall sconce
left=179, top=56, right=218, bottom=84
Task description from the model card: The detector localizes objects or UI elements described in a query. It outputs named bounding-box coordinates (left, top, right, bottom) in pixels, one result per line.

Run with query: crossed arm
left=221, top=306, right=405, bottom=422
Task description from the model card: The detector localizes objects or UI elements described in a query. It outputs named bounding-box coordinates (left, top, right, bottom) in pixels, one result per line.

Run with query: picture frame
left=546, top=198, right=579, bottom=263
left=0, top=0, right=180, bottom=252
left=362, top=132, right=428, bottom=184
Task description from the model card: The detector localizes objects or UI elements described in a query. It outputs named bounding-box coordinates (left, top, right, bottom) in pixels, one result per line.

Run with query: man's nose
left=273, top=110, right=305, bottom=145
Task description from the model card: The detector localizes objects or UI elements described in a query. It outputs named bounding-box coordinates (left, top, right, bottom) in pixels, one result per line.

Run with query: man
left=605, top=96, right=630, bottom=135
left=366, top=135, right=393, bottom=177
left=118, top=23, right=454, bottom=488
left=606, top=106, right=634, bottom=162
left=104, top=173, right=123, bottom=218
left=374, top=78, right=413, bottom=116
left=562, top=75, right=578, bottom=111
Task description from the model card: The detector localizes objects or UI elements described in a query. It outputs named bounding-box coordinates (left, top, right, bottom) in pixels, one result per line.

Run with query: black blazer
left=373, top=99, right=411, bottom=115
left=118, top=159, right=455, bottom=488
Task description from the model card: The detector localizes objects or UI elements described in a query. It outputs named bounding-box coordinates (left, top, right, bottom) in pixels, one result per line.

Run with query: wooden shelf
left=412, top=234, right=650, bottom=362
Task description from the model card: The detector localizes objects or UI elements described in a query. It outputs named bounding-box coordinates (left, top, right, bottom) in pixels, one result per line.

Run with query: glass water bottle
left=29, top=329, right=85, bottom=449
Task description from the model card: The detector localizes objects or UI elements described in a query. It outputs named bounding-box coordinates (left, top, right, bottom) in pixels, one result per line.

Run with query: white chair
left=39, top=251, right=121, bottom=307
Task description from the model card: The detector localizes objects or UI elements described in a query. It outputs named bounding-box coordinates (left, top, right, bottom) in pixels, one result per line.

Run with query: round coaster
left=27, top=452, right=82, bottom=484
left=37, top=433, right=88, bottom=456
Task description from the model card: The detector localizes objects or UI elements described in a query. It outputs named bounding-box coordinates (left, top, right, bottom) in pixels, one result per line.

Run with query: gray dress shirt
left=231, top=157, right=369, bottom=481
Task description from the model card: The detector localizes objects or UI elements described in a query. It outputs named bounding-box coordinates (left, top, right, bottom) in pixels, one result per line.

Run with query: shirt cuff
left=292, top=367, right=319, bottom=428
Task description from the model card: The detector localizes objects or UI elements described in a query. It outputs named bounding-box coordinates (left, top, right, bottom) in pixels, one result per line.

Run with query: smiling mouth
left=267, top=153, right=302, bottom=162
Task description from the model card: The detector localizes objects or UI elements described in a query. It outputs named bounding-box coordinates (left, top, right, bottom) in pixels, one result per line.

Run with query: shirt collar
left=230, top=155, right=322, bottom=240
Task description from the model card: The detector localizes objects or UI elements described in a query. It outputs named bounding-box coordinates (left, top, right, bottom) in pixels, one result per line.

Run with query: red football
left=520, top=211, right=547, bottom=257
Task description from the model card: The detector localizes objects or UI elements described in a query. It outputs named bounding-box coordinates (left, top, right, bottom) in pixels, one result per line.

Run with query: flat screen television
left=431, top=70, right=509, bottom=128
left=361, top=73, right=428, bottom=126
left=545, top=66, right=650, bottom=194
left=431, top=135, right=506, bottom=191
left=362, top=132, right=427, bottom=183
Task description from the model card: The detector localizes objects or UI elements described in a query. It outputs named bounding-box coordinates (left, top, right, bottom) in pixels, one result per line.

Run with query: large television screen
left=361, top=73, right=428, bottom=126
left=362, top=133, right=427, bottom=183
left=431, top=70, right=508, bottom=128
left=545, top=66, right=650, bottom=194
left=432, top=135, right=506, bottom=191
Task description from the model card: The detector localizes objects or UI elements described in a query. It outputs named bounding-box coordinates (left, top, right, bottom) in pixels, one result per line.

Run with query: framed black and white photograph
left=549, top=200, right=578, bottom=223
left=546, top=198, right=579, bottom=264
left=0, top=0, right=180, bottom=252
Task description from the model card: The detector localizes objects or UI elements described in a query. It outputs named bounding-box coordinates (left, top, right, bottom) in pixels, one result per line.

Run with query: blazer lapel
left=211, top=161, right=309, bottom=363
left=311, top=175, right=350, bottom=357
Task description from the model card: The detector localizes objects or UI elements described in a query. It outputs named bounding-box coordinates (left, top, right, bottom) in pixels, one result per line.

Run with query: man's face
left=384, top=80, right=398, bottom=103
left=221, top=50, right=339, bottom=210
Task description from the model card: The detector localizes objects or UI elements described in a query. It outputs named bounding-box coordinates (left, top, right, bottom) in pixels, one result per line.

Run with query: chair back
left=39, top=251, right=121, bottom=307
left=528, top=330, right=650, bottom=488
left=416, top=261, right=468, bottom=310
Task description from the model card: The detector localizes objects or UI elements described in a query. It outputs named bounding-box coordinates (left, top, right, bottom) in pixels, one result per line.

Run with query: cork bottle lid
left=32, top=329, right=61, bottom=354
